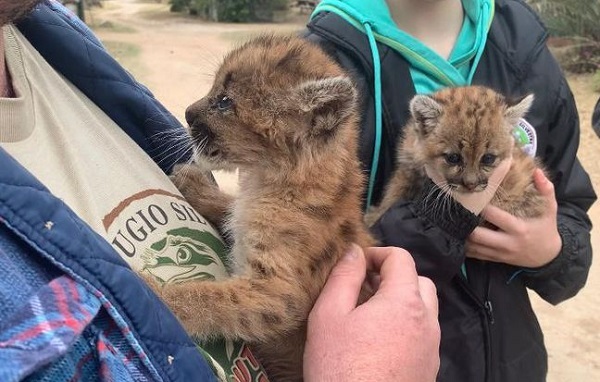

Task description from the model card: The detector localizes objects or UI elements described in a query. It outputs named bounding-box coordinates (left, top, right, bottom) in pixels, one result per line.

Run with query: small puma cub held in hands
left=150, top=35, right=375, bottom=381
left=365, top=86, right=546, bottom=226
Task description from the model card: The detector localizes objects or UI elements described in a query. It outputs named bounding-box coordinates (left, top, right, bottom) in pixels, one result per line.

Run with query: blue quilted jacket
left=0, top=1, right=216, bottom=381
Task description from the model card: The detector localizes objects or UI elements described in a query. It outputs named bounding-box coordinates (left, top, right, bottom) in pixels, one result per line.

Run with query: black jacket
left=593, top=97, right=600, bottom=137
left=305, top=1, right=596, bottom=381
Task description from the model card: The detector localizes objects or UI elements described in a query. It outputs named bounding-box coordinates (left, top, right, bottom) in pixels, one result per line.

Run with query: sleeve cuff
left=517, top=221, right=574, bottom=279
left=413, top=179, right=481, bottom=240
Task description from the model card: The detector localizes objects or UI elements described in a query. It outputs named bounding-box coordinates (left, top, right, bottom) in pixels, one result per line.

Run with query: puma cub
left=365, top=85, right=546, bottom=227
left=150, top=35, right=375, bottom=381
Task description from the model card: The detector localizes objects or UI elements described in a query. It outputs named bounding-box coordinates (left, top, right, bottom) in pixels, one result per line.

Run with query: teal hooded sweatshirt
left=311, top=0, right=494, bottom=207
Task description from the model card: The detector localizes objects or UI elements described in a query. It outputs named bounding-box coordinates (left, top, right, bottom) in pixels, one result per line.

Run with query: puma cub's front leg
left=171, top=163, right=233, bottom=228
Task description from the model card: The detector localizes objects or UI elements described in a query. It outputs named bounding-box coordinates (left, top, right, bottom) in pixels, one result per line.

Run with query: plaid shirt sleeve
left=0, top=275, right=157, bottom=382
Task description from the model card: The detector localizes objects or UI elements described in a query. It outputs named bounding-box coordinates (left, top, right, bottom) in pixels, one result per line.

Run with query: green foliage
left=219, top=0, right=252, bottom=22
left=252, top=0, right=290, bottom=21
left=528, top=0, right=600, bottom=40
left=169, top=0, right=289, bottom=22
left=592, top=70, right=600, bottom=93
left=527, top=0, right=600, bottom=73
left=188, top=0, right=212, bottom=17
left=169, top=0, right=191, bottom=13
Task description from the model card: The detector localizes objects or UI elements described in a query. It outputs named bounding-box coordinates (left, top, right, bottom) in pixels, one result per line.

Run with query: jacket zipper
left=484, top=263, right=494, bottom=381
left=310, top=18, right=497, bottom=379
left=484, top=300, right=494, bottom=324
left=484, top=263, right=494, bottom=324
left=457, top=265, right=494, bottom=382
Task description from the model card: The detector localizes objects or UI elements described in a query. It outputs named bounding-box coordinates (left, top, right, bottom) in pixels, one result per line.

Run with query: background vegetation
left=164, top=0, right=600, bottom=91
left=527, top=0, right=600, bottom=91
left=169, top=0, right=290, bottom=22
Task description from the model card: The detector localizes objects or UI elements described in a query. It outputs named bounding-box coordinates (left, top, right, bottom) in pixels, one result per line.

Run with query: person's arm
left=592, top=96, right=600, bottom=138
left=467, top=62, right=596, bottom=304
left=304, top=245, right=440, bottom=382
left=370, top=178, right=483, bottom=285
left=371, top=154, right=510, bottom=285
left=509, top=75, right=594, bottom=304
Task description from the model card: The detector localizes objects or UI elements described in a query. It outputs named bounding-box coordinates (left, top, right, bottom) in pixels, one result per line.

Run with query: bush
left=527, top=0, right=600, bottom=73
left=251, top=0, right=289, bottom=21
left=170, top=0, right=289, bottom=22
left=552, top=40, right=600, bottom=74
left=188, top=0, right=212, bottom=17
left=219, top=0, right=252, bottom=22
left=592, top=70, right=600, bottom=93
left=528, top=0, right=600, bottom=40
left=169, top=0, right=191, bottom=12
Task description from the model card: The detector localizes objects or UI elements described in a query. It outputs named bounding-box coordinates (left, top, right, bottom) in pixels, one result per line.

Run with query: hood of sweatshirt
left=311, top=0, right=493, bottom=207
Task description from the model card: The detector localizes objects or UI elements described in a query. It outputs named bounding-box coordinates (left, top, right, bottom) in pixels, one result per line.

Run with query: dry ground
left=89, top=1, right=600, bottom=380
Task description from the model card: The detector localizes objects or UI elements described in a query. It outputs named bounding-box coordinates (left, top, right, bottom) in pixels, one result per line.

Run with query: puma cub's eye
left=217, top=95, right=233, bottom=111
left=480, top=154, right=497, bottom=166
left=444, top=153, right=462, bottom=165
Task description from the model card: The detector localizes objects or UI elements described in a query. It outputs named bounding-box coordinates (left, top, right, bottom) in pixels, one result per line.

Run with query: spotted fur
left=148, top=35, right=376, bottom=381
left=365, top=85, right=546, bottom=226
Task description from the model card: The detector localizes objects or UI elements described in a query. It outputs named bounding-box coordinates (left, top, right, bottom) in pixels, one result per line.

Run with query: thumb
left=311, top=244, right=366, bottom=318
left=488, top=157, right=512, bottom=189
left=533, top=168, right=554, bottom=197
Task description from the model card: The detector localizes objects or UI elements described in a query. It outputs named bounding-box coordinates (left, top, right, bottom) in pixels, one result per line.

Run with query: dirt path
left=90, top=1, right=600, bottom=380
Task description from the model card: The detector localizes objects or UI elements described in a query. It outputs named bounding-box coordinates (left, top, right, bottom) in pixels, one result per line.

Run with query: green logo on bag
left=141, top=227, right=229, bottom=284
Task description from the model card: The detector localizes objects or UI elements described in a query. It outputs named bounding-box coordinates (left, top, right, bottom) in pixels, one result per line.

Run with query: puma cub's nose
left=185, top=99, right=207, bottom=126
left=463, top=179, right=488, bottom=192
left=462, top=181, right=478, bottom=191
left=185, top=106, right=197, bottom=126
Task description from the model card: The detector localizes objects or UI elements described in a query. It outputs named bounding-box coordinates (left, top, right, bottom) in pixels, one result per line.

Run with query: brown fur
left=147, top=35, right=375, bottom=381
left=365, top=86, right=546, bottom=227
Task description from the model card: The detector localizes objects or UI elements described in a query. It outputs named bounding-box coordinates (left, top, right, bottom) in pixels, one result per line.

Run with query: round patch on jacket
left=512, top=118, right=537, bottom=157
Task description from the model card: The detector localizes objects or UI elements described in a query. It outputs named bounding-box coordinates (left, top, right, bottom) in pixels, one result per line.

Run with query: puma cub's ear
left=505, top=94, right=534, bottom=126
left=294, top=76, right=357, bottom=135
left=410, top=95, right=443, bottom=137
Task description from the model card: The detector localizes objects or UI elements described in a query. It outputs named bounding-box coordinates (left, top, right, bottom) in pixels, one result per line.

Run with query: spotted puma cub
left=149, top=35, right=375, bottom=381
left=365, top=85, right=546, bottom=227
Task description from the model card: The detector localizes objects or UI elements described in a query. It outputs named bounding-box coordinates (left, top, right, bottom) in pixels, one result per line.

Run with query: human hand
left=425, top=156, right=513, bottom=215
left=304, top=245, right=440, bottom=382
left=465, top=169, right=562, bottom=267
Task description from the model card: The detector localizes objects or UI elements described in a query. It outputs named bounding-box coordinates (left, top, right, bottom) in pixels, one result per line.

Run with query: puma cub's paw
left=170, top=163, right=218, bottom=198
left=170, top=164, right=230, bottom=226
